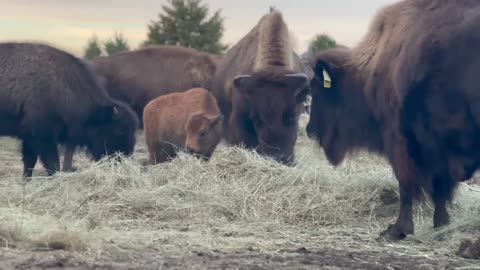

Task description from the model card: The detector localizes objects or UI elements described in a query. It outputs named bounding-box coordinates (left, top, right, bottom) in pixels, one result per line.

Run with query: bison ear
left=314, top=60, right=341, bottom=89
left=206, top=114, right=223, bottom=127
left=185, top=111, right=205, bottom=132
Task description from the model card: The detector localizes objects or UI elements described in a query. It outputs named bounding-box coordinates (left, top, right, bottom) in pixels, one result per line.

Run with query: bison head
left=184, top=112, right=224, bottom=160
left=86, top=100, right=139, bottom=161
left=232, top=67, right=310, bottom=165
left=306, top=48, right=381, bottom=166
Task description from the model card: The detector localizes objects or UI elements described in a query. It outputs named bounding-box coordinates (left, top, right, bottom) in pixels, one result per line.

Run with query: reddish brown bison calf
left=0, top=42, right=139, bottom=177
left=143, top=88, right=223, bottom=164
left=307, top=0, right=480, bottom=240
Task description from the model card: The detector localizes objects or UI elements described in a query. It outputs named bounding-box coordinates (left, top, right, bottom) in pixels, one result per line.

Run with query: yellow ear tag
left=323, top=67, right=332, bottom=89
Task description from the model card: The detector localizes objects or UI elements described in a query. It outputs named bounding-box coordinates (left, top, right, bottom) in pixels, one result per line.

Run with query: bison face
left=306, top=48, right=378, bottom=166
left=86, top=101, right=139, bottom=161
left=232, top=67, right=310, bottom=165
left=185, top=112, right=224, bottom=160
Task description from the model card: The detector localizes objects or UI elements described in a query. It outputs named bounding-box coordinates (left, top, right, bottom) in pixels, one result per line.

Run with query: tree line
left=83, top=0, right=340, bottom=59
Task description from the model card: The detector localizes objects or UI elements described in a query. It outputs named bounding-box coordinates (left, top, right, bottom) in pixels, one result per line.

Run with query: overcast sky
left=0, top=0, right=395, bottom=56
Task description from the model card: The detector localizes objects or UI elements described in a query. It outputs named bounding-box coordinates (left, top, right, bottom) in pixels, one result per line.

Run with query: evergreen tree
left=306, top=34, right=338, bottom=58
left=83, top=35, right=103, bottom=60
left=104, top=32, right=130, bottom=56
left=144, top=0, right=227, bottom=54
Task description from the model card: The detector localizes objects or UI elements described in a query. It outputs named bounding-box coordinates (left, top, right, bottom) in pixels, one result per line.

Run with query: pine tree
left=306, top=34, right=338, bottom=58
left=143, top=0, right=227, bottom=54
left=104, top=32, right=130, bottom=56
left=83, top=35, right=103, bottom=60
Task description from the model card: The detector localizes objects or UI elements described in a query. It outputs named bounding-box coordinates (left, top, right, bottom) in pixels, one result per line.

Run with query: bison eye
left=199, top=131, right=207, bottom=137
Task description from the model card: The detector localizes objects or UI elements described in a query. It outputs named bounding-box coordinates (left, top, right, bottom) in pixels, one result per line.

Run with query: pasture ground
left=0, top=115, right=479, bottom=269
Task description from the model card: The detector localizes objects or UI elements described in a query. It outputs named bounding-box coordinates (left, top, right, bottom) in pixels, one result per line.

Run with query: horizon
left=0, top=0, right=395, bottom=56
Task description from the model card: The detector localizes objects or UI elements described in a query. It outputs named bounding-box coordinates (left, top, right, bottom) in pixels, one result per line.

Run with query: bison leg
left=381, top=143, right=415, bottom=240
left=381, top=185, right=414, bottom=240
left=148, top=143, right=175, bottom=165
left=432, top=175, right=452, bottom=228
left=37, top=139, right=60, bottom=176
left=22, top=139, right=38, bottom=178
left=62, top=144, right=77, bottom=172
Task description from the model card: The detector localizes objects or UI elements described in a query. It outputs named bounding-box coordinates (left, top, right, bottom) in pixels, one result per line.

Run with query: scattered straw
left=0, top=115, right=478, bottom=266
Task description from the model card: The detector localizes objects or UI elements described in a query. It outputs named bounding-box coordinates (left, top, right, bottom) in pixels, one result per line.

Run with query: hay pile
left=0, top=116, right=479, bottom=262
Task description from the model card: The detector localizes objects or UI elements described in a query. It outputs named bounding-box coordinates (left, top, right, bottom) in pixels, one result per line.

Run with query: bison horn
left=232, top=75, right=252, bottom=89
left=284, top=73, right=309, bottom=80
left=113, top=106, right=119, bottom=115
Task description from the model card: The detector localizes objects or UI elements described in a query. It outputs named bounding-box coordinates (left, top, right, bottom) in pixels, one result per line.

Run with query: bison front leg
left=37, top=139, right=60, bottom=176
left=381, top=185, right=414, bottom=240
left=432, top=174, right=454, bottom=229
left=22, top=139, right=38, bottom=178
left=62, top=144, right=77, bottom=172
left=381, top=143, right=416, bottom=240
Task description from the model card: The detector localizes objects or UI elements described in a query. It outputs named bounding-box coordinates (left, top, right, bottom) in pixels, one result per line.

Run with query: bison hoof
left=433, top=214, right=450, bottom=229
left=379, top=223, right=414, bottom=241
left=62, top=166, right=78, bottom=173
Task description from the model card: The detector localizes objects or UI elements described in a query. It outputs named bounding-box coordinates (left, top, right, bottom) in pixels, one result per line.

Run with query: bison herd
left=1, top=0, right=479, bottom=242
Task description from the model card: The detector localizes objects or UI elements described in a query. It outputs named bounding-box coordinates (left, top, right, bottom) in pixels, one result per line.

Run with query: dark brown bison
left=0, top=42, right=139, bottom=177
left=306, top=0, right=480, bottom=240
left=143, top=88, right=223, bottom=164
left=89, top=45, right=218, bottom=123
left=210, top=11, right=313, bottom=165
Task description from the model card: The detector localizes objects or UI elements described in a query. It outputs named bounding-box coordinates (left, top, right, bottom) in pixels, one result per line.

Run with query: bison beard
left=0, top=42, right=138, bottom=177
left=307, top=0, right=480, bottom=240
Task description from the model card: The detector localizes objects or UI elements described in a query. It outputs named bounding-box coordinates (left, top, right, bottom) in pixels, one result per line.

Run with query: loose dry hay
left=0, top=117, right=479, bottom=263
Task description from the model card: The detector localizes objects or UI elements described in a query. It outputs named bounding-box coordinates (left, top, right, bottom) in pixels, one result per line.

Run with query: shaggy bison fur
left=143, top=88, right=223, bottom=164
left=0, top=42, right=139, bottom=177
left=89, top=45, right=218, bottom=124
left=306, top=0, right=480, bottom=240
left=210, top=11, right=313, bottom=165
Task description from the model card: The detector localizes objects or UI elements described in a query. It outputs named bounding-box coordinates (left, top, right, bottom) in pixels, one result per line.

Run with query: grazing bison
left=89, top=45, right=218, bottom=123
left=210, top=11, right=313, bottom=165
left=143, top=88, right=223, bottom=164
left=0, top=42, right=138, bottom=177
left=306, top=0, right=480, bottom=240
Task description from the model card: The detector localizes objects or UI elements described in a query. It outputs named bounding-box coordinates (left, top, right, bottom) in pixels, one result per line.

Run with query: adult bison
left=0, top=42, right=138, bottom=177
left=89, top=45, right=218, bottom=123
left=210, top=11, right=313, bottom=164
left=306, top=0, right=480, bottom=240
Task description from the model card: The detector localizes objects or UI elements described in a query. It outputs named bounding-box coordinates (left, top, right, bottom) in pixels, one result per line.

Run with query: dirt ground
left=1, top=125, right=480, bottom=269
left=1, top=245, right=479, bottom=270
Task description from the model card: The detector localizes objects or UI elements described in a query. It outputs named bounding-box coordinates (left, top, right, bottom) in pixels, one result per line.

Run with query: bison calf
left=0, top=42, right=138, bottom=177
left=143, top=88, right=223, bottom=164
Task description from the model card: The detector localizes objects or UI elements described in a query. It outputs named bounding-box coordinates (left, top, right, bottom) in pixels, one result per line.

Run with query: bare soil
left=1, top=246, right=478, bottom=270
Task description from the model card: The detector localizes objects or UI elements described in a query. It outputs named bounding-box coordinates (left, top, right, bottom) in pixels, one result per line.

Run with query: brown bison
left=89, top=45, right=218, bottom=123
left=306, top=0, right=480, bottom=240
left=143, top=88, right=223, bottom=164
left=0, top=42, right=139, bottom=177
left=210, top=11, right=313, bottom=165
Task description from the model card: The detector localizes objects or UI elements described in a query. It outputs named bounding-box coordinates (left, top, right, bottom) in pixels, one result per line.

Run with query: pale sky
left=0, top=0, right=395, bottom=56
